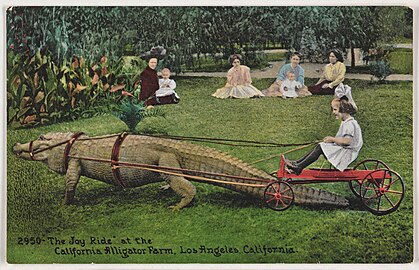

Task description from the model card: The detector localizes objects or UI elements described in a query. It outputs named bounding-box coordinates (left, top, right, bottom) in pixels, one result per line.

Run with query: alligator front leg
left=158, top=153, right=196, bottom=210
left=63, top=159, right=81, bottom=204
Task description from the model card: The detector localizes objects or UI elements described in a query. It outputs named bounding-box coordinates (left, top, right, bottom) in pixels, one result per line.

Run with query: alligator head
left=13, top=132, right=77, bottom=173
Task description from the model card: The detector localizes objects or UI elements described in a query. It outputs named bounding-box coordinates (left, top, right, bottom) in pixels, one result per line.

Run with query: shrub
left=363, top=46, right=392, bottom=64
left=369, top=60, right=392, bottom=82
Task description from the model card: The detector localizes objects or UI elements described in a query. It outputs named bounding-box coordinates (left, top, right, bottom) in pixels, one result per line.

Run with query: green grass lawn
left=388, top=50, right=413, bottom=74
left=266, top=51, right=286, bottom=62
left=7, top=77, right=413, bottom=264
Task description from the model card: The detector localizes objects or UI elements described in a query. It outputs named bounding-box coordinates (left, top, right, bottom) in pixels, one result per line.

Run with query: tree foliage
left=7, top=6, right=411, bottom=69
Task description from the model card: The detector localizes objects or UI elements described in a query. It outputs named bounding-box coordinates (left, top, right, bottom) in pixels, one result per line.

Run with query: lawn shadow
left=64, top=180, right=379, bottom=215
left=72, top=183, right=178, bottom=207
left=201, top=190, right=371, bottom=214
left=199, top=190, right=265, bottom=209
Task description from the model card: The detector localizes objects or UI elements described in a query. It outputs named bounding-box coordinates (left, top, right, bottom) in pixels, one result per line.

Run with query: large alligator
left=12, top=132, right=349, bottom=210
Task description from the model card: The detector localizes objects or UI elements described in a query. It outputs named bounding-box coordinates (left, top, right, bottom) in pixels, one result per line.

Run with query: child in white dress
left=155, top=68, right=180, bottom=104
left=285, top=96, right=363, bottom=174
left=280, top=71, right=302, bottom=99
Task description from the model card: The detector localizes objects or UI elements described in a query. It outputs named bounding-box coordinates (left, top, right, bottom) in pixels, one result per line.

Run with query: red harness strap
left=63, top=132, right=85, bottom=171
left=111, top=132, right=129, bottom=188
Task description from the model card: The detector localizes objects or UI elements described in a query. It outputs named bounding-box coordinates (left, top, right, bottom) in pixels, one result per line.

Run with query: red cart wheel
left=359, top=169, right=405, bottom=215
left=349, top=159, right=390, bottom=197
left=264, top=181, right=294, bottom=211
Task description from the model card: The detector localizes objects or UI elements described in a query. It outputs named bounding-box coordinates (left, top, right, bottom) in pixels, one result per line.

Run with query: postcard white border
left=1, top=0, right=417, bottom=269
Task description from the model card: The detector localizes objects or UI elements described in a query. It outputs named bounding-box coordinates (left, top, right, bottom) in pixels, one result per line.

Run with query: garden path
left=179, top=60, right=413, bottom=81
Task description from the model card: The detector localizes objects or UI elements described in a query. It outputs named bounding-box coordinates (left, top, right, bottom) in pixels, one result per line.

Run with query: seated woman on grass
left=212, top=54, right=264, bottom=99
left=308, top=49, right=346, bottom=95
left=262, top=52, right=311, bottom=98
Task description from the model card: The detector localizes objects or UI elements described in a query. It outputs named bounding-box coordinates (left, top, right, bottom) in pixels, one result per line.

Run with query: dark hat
left=141, top=46, right=167, bottom=61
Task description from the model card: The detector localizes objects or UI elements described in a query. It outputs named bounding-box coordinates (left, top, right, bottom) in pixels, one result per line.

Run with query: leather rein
left=27, top=132, right=85, bottom=169
left=25, top=132, right=317, bottom=189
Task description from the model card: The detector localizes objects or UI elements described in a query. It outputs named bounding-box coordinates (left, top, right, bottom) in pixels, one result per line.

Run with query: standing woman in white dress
left=212, top=54, right=264, bottom=99
left=285, top=96, right=363, bottom=174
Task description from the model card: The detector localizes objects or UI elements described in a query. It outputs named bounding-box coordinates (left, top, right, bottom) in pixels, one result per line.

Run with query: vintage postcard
left=1, top=2, right=417, bottom=269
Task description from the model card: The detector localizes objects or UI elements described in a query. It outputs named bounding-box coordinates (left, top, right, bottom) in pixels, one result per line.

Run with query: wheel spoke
left=356, top=183, right=362, bottom=195
left=271, top=184, right=278, bottom=193
left=383, top=189, right=403, bottom=195
left=362, top=186, right=379, bottom=191
left=376, top=194, right=382, bottom=211
left=363, top=192, right=382, bottom=203
left=352, top=160, right=391, bottom=199
left=278, top=198, right=287, bottom=208
left=383, top=178, right=400, bottom=190
left=266, top=197, right=276, bottom=203
left=361, top=180, right=373, bottom=197
left=281, top=187, right=291, bottom=193
left=382, top=192, right=396, bottom=208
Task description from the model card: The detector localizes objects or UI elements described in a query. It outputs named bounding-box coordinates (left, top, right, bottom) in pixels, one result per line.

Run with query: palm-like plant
left=116, top=98, right=165, bottom=133
left=111, top=74, right=165, bottom=133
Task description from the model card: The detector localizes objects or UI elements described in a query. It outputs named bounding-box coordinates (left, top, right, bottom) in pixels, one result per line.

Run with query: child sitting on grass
left=280, top=71, right=302, bottom=99
left=155, top=68, right=180, bottom=105
left=285, top=96, right=363, bottom=174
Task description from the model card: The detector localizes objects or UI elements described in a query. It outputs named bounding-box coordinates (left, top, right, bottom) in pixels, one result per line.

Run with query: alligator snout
left=12, top=143, right=24, bottom=156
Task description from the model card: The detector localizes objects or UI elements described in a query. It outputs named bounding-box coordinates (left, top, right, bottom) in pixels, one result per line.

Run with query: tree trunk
left=351, top=46, right=355, bottom=68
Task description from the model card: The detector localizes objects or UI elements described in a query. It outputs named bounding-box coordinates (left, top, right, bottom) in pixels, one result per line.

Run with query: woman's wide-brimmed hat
left=141, top=46, right=167, bottom=61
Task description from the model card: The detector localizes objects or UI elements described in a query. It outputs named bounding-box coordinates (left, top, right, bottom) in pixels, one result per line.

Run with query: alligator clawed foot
left=168, top=197, right=194, bottom=211
left=62, top=199, right=73, bottom=206
left=63, top=191, right=75, bottom=205
left=168, top=205, right=182, bottom=211
left=159, top=184, right=171, bottom=191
